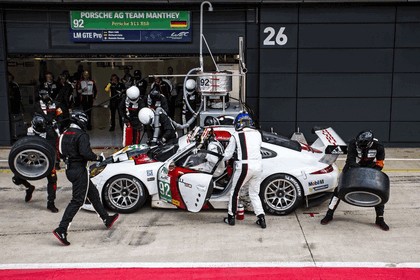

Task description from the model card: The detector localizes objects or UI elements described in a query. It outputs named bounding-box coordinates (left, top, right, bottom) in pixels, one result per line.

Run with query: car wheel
left=8, top=136, right=55, bottom=181
left=103, top=175, right=148, bottom=213
left=338, top=167, right=390, bottom=207
left=260, top=173, right=303, bottom=215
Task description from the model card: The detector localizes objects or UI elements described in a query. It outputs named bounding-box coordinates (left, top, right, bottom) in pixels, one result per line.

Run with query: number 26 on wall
left=263, top=27, right=288, bottom=46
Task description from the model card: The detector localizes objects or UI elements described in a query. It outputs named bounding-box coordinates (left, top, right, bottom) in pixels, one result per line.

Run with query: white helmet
left=138, top=107, right=154, bottom=125
left=185, top=79, right=196, bottom=92
left=127, top=86, right=140, bottom=101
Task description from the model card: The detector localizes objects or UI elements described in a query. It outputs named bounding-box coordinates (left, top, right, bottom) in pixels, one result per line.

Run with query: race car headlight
left=90, top=165, right=106, bottom=178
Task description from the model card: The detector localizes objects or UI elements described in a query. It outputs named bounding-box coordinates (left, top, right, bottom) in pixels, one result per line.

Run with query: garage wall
left=255, top=4, right=420, bottom=144
left=3, top=3, right=420, bottom=145
left=0, top=9, right=11, bottom=145
left=392, top=6, right=420, bottom=143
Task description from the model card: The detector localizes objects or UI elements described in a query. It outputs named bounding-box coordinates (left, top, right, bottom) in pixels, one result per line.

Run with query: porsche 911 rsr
left=84, top=126, right=347, bottom=215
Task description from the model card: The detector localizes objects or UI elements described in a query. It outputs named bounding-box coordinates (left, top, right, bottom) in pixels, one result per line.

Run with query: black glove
left=373, top=165, right=383, bottom=171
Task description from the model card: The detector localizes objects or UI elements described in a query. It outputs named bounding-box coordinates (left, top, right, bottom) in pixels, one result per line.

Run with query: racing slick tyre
left=259, top=173, right=303, bottom=215
left=103, top=175, right=148, bottom=213
left=337, top=167, right=390, bottom=207
left=8, top=135, right=55, bottom=181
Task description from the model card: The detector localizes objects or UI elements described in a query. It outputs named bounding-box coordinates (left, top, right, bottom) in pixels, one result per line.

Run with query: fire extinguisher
left=236, top=204, right=245, bottom=220
left=123, top=123, right=133, bottom=146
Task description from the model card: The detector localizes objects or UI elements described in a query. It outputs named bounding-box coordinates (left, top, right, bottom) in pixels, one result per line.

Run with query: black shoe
left=223, top=214, right=235, bottom=226
left=47, top=202, right=59, bottom=213
left=321, top=215, right=333, bottom=225
left=25, top=185, right=35, bottom=202
left=321, top=209, right=334, bottom=225
left=375, top=217, right=390, bottom=231
left=104, top=214, right=119, bottom=229
left=256, top=214, right=267, bottom=229
left=109, top=127, right=115, bottom=132
left=53, top=228, right=70, bottom=246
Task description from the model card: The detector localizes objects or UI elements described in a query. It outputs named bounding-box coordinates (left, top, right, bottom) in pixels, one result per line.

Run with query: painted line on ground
left=1, top=262, right=420, bottom=270
left=1, top=267, right=419, bottom=280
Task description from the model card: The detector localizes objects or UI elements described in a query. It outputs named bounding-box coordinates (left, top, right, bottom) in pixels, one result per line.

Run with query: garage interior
left=7, top=54, right=240, bottom=147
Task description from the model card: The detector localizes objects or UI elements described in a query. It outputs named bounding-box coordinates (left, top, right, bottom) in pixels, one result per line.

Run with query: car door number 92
left=159, top=181, right=172, bottom=202
left=263, top=27, right=288, bottom=46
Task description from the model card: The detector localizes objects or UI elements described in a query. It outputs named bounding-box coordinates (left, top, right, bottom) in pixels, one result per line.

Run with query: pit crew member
left=119, top=86, right=145, bottom=144
left=222, top=112, right=266, bottom=229
left=320, top=130, right=389, bottom=231
left=11, top=114, right=59, bottom=213
left=53, top=110, right=119, bottom=246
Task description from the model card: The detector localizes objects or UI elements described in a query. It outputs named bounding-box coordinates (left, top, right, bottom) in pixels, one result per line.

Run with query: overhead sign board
left=70, top=11, right=191, bottom=43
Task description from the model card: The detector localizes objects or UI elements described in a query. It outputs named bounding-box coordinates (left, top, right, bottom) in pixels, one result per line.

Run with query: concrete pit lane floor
left=0, top=148, right=419, bottom=274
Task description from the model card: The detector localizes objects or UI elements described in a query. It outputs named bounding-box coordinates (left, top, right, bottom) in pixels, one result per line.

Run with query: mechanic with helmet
left=11, top=114, right=59, bottom=213
left=132, top=70, right=148, bottom=98
left=53, top=110, right=119, bottom=246
left=76, top=70, right=97, bottom=130
left=35, top=88, right=63, bottom=170
left=181, top=79, right=198, bottom=131
left=320, top=130, right=389, bottom=231
left=105, top=74, right=125, bottom=132
left=204, top=115, right=235, bottom=126
left=222, top=112, right=266, bottom=229
left=146, top=87, right=170, bottom=114
left=138, top=107, right=177, bottom=145
left=119, top=86, right=146, bottom=144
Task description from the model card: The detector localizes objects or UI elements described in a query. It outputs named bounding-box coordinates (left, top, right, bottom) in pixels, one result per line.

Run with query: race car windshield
left=261, top=131, right=301, bottom=152
left=148, top=144, right=179, bottom=162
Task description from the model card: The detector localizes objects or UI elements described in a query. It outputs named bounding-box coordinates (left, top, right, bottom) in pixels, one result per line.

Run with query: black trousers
left=109, top=100, right=122, bottom=129
left=58, top=165, right=108, bottom=231
left=12, top=172, right=57, bottom=202
left=327, top=187, right=385, bottom=217
left=81, top=95, right=94, bottom=127
left=130, top=120, right=142, bottom=144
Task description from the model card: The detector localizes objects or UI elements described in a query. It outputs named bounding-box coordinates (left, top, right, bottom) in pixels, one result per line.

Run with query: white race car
left=84, top=126, right=347, bottom=215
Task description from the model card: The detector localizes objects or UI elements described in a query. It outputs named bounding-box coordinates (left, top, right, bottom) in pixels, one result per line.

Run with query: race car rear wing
left=311, top=127, right=348, bottom=165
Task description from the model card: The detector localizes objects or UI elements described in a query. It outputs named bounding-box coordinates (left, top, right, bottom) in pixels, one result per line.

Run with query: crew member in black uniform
left=34, top=90, right=63, bottom=170
left=151, top=76, right=171, bottom=101
left=105, top=74, right=125, bottom=131
left=39, top=72, right=59, bottom=100
left=119, top=86, right=145, bottom=144
left=121, top=65, right=133, bottom=89
left=12, top=114, right=59, bottom=213
left=181, top=79, right=198, bottom=131
left=146, top=88, right=169, bottom=114
left=56, top=74, right=74, bottom=132
left=53, top=110, right=119, bottom=246
left=138, top=107, right=177, bottom=145
left=320, top=130, right=389, bottom=231
left=76, top=70, right=97, bottom=130
left=133, top=70, right=148, bottom=98
left=8, top=72, right=22, bottom=114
